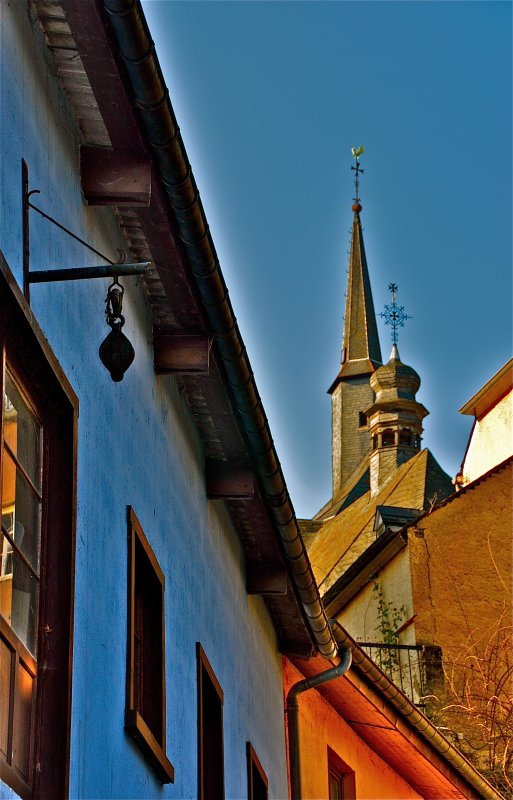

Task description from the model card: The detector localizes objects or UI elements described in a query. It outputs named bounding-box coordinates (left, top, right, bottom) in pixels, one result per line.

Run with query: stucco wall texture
left=409, top=462, right=512, bottom=654
left=0, top=4, right=288, bottom=799
left=462, top=391, right=513, bottom=483
left=408, top=462, right=512, bottom=767
left=337, top=548, right=416, bottom=646
left=283, top=660, right=421, bottom=800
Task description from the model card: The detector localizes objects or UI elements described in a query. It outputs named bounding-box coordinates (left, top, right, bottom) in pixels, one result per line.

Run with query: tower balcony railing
left=358, top=642, right=431, bottom=707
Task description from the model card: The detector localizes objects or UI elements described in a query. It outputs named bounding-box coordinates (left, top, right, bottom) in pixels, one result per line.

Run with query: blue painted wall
left=0, top=4, right=289, bottom=798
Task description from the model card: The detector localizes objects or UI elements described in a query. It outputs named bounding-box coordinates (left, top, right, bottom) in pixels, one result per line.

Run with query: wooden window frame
left=0, top=367, right=41, bottom=797
left=327, top=747, right=356, bottom=800
left=197, top=642, right=224, bottom=800
left=0, top=251, right=77, bottom=800
left=125, top=506, right=174, bottom=784
left=247, top=741, right=268, bottom=800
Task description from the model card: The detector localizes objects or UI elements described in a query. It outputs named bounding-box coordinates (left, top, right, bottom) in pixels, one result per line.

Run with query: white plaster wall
left=337, top=549, right=415, bottom=646
left=462, top=391, right=513, bottom=483
left=336, top=550, right=430, bottom=703
left=0, top=4, right=288, bottom=798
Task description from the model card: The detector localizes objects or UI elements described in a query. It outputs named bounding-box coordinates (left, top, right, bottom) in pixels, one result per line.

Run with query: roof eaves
left=97, top=0, right=337, bottom=660
left=459, top=358, right=513, bottom=418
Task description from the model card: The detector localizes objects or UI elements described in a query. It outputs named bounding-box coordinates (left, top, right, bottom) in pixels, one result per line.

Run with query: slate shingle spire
left=328, top=156, right=383, bottom=501
left=339, top=203, right=382, bottom=377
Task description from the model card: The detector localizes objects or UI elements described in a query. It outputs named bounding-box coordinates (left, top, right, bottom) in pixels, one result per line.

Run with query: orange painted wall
left=408, top=463, right=512, bottom=769
left=283, top=659, right=422, bottom=800
left=409, top=463, right=512, bottom=652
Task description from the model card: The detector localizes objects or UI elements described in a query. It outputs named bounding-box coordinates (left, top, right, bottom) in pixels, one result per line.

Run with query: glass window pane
left=13, top=659, right=35, bottom=782
left=0, top=637, right=12, bottom=760
left=329, top=773, right=342, bottom=800
left=0, top=552, right=39, bottom=656
left=4, top=373, right=42, bottom=492
left=1, top=524, right=14, bottom=579
left=2, top=449, right=41, bottom=575
left=251, top=762, right=268, bottom=800
left=134, top=540, right=163, bottom=744
left=0, top=530, right=14, bottom=646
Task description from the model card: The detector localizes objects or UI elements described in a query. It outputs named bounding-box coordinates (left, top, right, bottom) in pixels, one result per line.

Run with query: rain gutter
left=286, top=647, right=352, bottom=800
left=100, top=0, right=337, bottom=660
left=332, top=622, right=505, bottom=800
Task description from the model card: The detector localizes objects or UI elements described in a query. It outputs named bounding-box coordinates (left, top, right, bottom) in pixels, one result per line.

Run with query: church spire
left=331, top=149, right=382, bottom=389
left=328, top=149, right=383, bottom=499
left=339, top=205, right=382, bottom=377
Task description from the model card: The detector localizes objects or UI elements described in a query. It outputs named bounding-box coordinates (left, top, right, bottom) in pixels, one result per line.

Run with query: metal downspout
left=100, top=0, right=337, bottom=660
left=286, top=647, right=352, bottom=800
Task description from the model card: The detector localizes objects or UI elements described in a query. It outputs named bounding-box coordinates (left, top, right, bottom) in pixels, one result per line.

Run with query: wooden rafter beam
left=205, top=459, right=254, bottom=500
left=63, top=1, right=146, bottom=153
left=80, top=147, right=151, bottom=206
left=246, top=565, right=288, bottom=596
left=153, top=334, right=211, bottom=374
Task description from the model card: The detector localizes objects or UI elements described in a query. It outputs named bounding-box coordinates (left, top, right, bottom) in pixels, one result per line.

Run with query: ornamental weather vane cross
left=380, top=283, right=412, bottom=344
left=351, top=145, right=364, bottom=202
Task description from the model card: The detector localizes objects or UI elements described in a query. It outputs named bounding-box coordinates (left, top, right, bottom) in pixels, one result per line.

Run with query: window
left=399, top=429, right=412, bottom=446
left=358, top=412, right=367, bottom=428
left=125, top=506, right=174, bottom=783
left=0, top=370, right=41, bottom=797
left=328, top=747, right=355, bottom=800
left=247, top=742, right=268, bottom=800
left=197, top=642, right=224, bottom=800
left=0, top=254, right=76, bottom=800
left=382, top=428, right=395, bottom=447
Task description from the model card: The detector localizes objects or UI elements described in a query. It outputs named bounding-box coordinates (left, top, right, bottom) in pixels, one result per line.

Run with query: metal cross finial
left=351, top=146, right=364, bottom=202
left=380, top=282, right=412, bottom=343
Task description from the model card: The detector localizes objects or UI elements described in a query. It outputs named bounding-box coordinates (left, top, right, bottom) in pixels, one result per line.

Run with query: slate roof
left=370, top=343, right=421, bottom=402
left=313, top=453, right=371, bottom=522
left=308, top=448, right=453, bottom=594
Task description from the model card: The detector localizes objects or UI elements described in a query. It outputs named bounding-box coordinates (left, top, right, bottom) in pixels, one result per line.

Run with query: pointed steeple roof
left=329, top=204, right=382, bottom=391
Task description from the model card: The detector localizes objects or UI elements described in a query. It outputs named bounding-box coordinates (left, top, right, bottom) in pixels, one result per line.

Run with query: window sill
left=125, top=709, right=175, bottom=784
left=0, top=758, right=32, bottom=800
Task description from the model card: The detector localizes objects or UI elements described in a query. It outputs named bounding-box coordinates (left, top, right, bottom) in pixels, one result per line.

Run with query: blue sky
left=143, top=0, right=512, bottom=517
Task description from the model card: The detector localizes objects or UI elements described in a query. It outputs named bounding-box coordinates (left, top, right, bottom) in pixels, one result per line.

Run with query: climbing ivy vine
left=372, top=581, right=406, bottom=674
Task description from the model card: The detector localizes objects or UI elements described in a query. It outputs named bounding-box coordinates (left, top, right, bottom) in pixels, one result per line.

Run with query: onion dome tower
left=366, top=342, right=428, bottom=495
left=329, top=149, right=382, bottom=500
